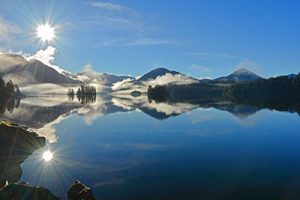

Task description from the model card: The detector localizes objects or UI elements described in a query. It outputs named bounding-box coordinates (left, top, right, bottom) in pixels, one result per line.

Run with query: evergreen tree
left=6, top=80, right=14, bottom=93
left=0, top=76, right=5, bottom=89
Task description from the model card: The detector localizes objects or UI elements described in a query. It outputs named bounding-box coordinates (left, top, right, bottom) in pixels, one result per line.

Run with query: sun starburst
left=37, top=23, right=55, bottom=42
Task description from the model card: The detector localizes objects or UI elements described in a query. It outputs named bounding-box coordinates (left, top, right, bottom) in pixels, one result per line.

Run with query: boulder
left=67, top=180, right=96, bottom=200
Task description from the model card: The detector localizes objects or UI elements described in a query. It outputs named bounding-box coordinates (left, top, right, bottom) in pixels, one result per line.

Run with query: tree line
left=224, top=73, right=300, bottom=99
left=0, top=76, right=21, bottom=115
left=147, top=73, right=300, bottom=115
left=68, top=85, right=96, bottom=96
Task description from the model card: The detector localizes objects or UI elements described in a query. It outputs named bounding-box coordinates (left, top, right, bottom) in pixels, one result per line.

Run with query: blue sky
left=0, top=0, right=299, bottom=78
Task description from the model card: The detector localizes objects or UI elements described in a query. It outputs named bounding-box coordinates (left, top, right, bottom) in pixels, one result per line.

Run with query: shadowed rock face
left=67, top=180, right=96, bottom=200
left=0, top=180, right=95, bottom=200
left=0, top=182, right=59, bottom=200
left=0, top=121, right=45, bottom=188
left=0, top=121, right=94, bottom=199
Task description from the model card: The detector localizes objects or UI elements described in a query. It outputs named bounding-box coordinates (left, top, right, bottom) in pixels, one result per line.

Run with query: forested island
left=67, top=85, right=97, bottom=104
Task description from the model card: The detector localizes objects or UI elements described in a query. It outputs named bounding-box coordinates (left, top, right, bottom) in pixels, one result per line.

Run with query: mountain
left=138, top=68, right=180, bottom=81
left=0, top=54, right=81, bottom=85
left=215, top=68, right=262, bottom=82
left=24, top=59, right=81, bottom=84
left=0, top=53, right=265, bottom=94
left=0, top=54, right=27, bottom=75
left=0, top=53, right=135, bottom=87
left=287, top=73, right=297, bottom=79
left=77, top=71, right=133, bottom=86
left=112, top=67, right=199, bottom=92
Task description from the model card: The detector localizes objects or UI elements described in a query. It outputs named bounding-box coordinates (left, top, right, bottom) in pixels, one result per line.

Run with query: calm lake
left=2, top=95, right=300, bottom=200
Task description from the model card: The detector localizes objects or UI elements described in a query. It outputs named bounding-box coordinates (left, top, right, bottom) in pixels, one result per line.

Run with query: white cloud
left=112, top=72, right=198, bottom=92
left=189, top=64, right=210, bottom=73
left=145, top=73, right=198, bottom=86
left=4, top=49, right=30, bottom=57
left=88, top=1, right=144, bottom=32
left=234, top=60, right=262, bottom=74
left=83, top=63, right=99, bottom=74
left=33, top=112, right=74, bottom=143
left=95, top=36, right=176, bottom=47
left=127, top=38, right=177, bottom=46
left=111, top=78, right=134, bottom=90
left=187, top=64, right=212, bottom=79
left=189, top=52, right=235, bottom=60
left=75, top=96, right=115, bottom=125
left=25, top=46, right=71, bottom=75
left=1, top=46, right=79, bottom=84
left=0, top=16, right=22, bottom=47
left=88, top=1, right=176, bottom=47
left=197, top=76, right=212, bottom=80
left=26, top=46, right=56, bottom=66
left=144, top=101, right=198, bottom=116
left=90, top=1, right=131, bottom=12
left=20, top=83, right=69, bottom=96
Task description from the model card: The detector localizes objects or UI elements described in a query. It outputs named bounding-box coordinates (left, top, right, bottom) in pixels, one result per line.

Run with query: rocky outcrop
left=0, top=122, right=97, bottom=199
left=0, top=182, right=59, bottom=200
left=0, top=180, right=96, bottom=200
left=0, top=121, right=45, bottom=187
left=67, top=180, right=96, bottom=200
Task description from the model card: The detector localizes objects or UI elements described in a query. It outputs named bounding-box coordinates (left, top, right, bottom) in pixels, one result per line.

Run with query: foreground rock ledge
left=67, top=180, right=96, bottom=200
left=0, top=182, right=60, bottom=200
left=0, top=121, right=96, bottom=199
left=0, top=181, right=96, bottom=200
left=0, top=120, right=46, bottom=188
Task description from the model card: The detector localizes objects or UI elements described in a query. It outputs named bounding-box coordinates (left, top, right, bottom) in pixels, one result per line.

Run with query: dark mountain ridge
left=214, top=68, right=263, bottom=82
left=138, top=68, right=180, bottom=81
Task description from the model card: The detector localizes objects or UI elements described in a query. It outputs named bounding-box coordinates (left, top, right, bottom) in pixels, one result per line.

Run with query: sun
left=36, top=23, right=55, bottom=42
left=42, top=151, right=53, bottom=162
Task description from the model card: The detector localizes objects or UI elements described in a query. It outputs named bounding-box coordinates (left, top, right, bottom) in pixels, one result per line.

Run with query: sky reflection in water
left=2, top=96, right=300, bottom=199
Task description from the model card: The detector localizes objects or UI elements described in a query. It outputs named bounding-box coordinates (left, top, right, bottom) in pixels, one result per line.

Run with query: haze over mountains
left=0, top=53, right=265, bottom=94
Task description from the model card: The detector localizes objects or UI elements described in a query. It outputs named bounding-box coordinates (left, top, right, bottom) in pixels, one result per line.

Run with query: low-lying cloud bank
left=145, top=73, right=198, bottom=86
left=20, top=83, right=69, bottom=96
left=112, top=73, right=198, bottom=92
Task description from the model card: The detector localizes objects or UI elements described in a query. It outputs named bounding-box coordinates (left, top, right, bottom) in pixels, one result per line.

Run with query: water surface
left=1, top=95, right=300, bottom=199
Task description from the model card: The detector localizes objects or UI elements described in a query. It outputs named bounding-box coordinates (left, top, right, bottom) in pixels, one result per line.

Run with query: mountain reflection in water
left=0, top=94, right=299, bottom=143
left=1, top=94, right=300, bottom=199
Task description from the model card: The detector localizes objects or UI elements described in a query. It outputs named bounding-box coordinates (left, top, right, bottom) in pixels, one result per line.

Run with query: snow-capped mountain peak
left=215, top=68, right=262, bottom=82
left=232, top=68, right=255, bottom=75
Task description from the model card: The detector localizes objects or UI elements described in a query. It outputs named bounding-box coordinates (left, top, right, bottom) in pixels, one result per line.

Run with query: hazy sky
left=0, top=0, right=299, bottom=78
